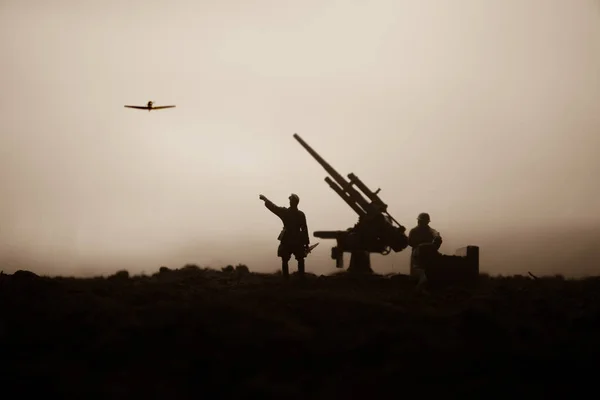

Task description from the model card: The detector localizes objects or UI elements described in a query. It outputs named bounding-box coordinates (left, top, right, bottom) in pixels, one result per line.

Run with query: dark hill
left=1, top=266, right=599, bottom=398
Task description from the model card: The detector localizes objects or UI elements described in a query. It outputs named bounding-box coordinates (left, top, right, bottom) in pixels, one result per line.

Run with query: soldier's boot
left=281, top=260, right=290, bottom=279
left=297, top=259, right=305, bottom=276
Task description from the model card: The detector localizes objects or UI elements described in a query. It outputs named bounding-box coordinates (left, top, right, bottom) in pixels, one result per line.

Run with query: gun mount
left=293, top=133, right=409, bottom=273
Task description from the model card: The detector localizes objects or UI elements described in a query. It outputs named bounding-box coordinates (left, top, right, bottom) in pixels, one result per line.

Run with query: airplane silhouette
left=124, top=101, right=175, bottom=111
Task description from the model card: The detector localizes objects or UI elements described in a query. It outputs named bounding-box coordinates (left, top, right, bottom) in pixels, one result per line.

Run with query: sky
left=1, top=0, right=599, bottom=277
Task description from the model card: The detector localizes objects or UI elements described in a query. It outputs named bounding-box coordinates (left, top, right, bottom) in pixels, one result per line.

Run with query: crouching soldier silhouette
left=408, top=212, right=443, bottom=289
left=259, top=193, right=310, bottom=279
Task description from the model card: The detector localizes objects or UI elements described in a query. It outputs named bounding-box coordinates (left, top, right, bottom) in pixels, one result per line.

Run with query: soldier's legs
left=410, top=254, right=428, bottom=287
left=292, top=246, right=306, bottom=275
left=415, top=268, right=428, bottom=286
left=281, top=257, right=290, bottom=278
left=296, top=257, right=305, bottom=275
left=278, top=244, right=291, bottom=278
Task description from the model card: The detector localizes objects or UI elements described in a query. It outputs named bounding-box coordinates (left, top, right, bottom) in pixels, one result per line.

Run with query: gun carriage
left=293, top=134, right=409, bottom=273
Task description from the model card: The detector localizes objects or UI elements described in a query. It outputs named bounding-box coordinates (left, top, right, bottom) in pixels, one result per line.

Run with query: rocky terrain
left=1, top=265, right=599, bottom=398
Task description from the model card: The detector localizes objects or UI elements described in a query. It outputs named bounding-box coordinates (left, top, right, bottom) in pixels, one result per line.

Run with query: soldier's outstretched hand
left=259, top=194, right=266, bottom=201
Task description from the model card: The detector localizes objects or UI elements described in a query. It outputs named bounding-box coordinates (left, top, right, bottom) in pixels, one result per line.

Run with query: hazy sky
left=1, top=0, right=599, bottom=277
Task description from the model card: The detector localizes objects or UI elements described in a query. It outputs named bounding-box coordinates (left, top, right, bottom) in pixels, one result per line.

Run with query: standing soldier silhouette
left=259, top=193, right=310, bottom=278
left=408, top=212, right=442, bottom=287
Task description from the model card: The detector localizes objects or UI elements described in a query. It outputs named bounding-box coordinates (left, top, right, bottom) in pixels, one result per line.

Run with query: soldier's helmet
left=289, top=193, right=300, bottom=204
left=417, top=212, right=430, bottom=222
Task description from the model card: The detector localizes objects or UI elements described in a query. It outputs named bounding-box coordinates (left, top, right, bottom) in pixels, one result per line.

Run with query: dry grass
left=1, top=265, right=599, bottom=398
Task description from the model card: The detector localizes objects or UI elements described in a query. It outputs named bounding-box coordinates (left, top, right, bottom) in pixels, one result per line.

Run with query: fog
left=1, top=0, right=599, bottom=277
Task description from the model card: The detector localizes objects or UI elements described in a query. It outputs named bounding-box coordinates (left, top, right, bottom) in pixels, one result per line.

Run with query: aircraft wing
left=124, top=105, right=150, bottom=110
left=152, top=105, right=176, bottom=110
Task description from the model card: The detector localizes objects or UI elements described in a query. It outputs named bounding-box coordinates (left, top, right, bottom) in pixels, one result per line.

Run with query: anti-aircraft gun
left=293, top=133, right=409, bottom=273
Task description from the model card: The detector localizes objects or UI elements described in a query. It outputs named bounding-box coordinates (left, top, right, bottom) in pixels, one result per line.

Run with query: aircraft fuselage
left=124, top=101, right=175, bottom=111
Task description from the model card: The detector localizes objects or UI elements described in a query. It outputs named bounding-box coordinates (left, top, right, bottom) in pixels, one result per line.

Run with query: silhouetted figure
left=408, top=213, right=442, bottom=287
left=259, top=193, right=310, bottom=279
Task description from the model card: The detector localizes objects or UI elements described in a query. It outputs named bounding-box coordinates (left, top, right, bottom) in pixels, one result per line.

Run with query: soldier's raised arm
left=259, top=194, right=285, bottom=219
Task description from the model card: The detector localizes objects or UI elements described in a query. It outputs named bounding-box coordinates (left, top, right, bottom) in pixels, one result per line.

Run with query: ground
left=1, top=265, right=599, bottom=398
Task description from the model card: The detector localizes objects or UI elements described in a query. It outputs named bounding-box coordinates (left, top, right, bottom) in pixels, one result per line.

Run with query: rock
left=13, top=270, right=39, bottom=280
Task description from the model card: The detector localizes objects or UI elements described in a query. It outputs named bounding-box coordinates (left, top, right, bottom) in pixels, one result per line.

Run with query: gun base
left=331, top=247, right=344, bottom=268
left=330, top=246, right=373, bottom=273
left=347, top=250, right=373, bottom=274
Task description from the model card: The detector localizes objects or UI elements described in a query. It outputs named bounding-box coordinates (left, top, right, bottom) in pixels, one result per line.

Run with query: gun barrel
left=314, top=230, right=345, bottom=239
left=293, top=134, right=351, bottom=191
left=293, top=133, right=372, bottom=210
left=325, top=177, right=367, bottom=217
left=347, top=173, right=387, bottom=211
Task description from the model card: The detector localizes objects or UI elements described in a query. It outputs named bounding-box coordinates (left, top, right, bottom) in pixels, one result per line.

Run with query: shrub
left=108, top=270, right=130, bottom=281
left=235, top=264, right=250, bottom=274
